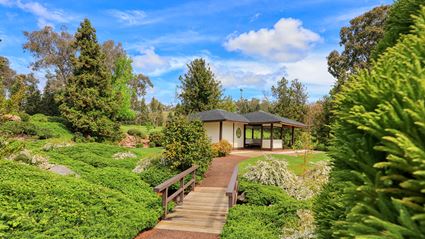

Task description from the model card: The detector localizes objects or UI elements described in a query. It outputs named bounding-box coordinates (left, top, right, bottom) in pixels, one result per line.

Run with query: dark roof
left=190, top=109, right=249, bottom=123
left=244, top=111, right=306, bottom=127
left=192, top=109, right=306, bottom=128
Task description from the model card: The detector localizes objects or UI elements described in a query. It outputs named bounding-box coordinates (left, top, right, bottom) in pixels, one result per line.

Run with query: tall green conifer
left=59, top=18, right=119, bottom=140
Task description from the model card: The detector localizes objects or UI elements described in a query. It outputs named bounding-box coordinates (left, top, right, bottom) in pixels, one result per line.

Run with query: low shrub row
left=211, top=140, right=232, bottom=157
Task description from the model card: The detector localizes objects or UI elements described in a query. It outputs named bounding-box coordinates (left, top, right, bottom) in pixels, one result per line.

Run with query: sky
left=0, top=0, right=392, bottom=105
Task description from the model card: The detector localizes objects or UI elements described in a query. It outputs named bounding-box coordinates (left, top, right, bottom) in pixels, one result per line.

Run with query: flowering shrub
left=211, top=140, right=232, bottom=157
left=243, top=155, right=331, bottom=200
left=281, top=209, right=316, bottom=239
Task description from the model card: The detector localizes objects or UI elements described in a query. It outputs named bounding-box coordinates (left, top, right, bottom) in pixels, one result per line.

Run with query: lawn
left=239, top=152, right=331, bottom=175
left=120, top=124, right=163, bottom=135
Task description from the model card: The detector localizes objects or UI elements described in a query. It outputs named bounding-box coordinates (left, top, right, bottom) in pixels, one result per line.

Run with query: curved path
left=135, top=154, right=250, bottom=239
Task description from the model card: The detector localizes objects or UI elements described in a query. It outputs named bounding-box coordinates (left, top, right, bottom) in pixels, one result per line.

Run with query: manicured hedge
left=0, top=160, right=161, bottom=239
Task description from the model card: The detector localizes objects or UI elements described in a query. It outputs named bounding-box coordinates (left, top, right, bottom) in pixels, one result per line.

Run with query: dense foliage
left=374, top=0, right=425, bottom=57
left=211, top=140, right=232, bottom=157
left=59, top=19, right=120, bottom=141
left=0, top=160, right=160, bottom=239
left=162, top=115, right=212, bottom=174
left=315, top=8, right=425, bottom=238
left=177, top=58, right=222, bottom=114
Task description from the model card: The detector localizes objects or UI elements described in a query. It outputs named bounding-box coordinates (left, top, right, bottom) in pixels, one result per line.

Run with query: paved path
left=135, top=154, right=250, bottom=239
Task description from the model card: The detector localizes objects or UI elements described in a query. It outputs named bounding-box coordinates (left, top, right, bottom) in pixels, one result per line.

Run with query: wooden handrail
left=154, top=165, right=198, bottom=218
left=226, top=166, right=238, bottom=208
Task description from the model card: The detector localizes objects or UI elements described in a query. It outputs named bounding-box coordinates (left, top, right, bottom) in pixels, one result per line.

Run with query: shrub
left=238, top=180, right=297, bottom=206
left=127, top=128, right=146, bottom=139
left=162, top=115, right=212, bottom=175
left=148, top=142, right=156, bottom=148
left=211, top=140, right=232, bottom=157
left=149, top=131, right=164, bottom=147
left=0, top=160, right=161, bottom=239
left=0, top=121, right=57, bottom=139
left=221, top=200, right=302, bottom=239
left=243, top=156, right=331, bottom=200
left=315, top=8, right=425, bottom=238
left=139, top=165, right=180, bottom=190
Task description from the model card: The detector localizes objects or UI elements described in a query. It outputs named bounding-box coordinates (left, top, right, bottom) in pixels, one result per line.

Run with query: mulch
left=199, top=154, right=250, bottom=187
left=135, top=154, right=250, bottom=239
left=134, top=229, right=219, bottom=239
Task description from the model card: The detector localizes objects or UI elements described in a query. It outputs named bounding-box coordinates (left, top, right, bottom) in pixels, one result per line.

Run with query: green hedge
left=0, top=160, right=160, bottom=239
left=221, top=180, right=303, bottom=239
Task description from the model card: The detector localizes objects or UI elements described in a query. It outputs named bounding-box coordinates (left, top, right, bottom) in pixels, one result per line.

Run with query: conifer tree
left=59, top=18, right=119, bottom=140
left=178, top=58, right=222, bottom=114
left=315, top=7, right=425, bottom=238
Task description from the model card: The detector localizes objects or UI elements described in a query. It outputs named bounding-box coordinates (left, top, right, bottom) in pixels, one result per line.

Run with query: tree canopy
left=59, top=18, right=119, bottom=140
left=177, top=58, right=222, bottom=114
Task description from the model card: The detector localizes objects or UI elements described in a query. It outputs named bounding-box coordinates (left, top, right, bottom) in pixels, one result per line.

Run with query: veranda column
left=291, top=126, right=295, bottom=146
left=270, top=123, right=274, bottom=150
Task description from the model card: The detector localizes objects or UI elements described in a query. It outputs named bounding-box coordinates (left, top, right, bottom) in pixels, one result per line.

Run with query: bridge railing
left=226, top=166, right=238, bottom=208
left=154, top=165, right=198, bottom=218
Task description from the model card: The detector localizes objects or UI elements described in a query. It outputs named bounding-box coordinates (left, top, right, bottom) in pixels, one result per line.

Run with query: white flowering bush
left=281, top=209, right=316, bottom=239
left=243, top=155, right=331, bottom=200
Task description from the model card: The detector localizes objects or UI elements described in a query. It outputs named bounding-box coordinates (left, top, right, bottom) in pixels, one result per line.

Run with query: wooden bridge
left=153, top=165, right=239, bottom=235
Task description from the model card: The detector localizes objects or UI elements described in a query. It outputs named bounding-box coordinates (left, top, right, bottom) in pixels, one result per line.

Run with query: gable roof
left=190, top=109, right=249, bottom=123
left=192, top=109, right=306, bottom=128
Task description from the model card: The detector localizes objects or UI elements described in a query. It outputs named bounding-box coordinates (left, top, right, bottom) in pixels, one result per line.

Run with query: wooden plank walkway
left=154, top=187, right=228, bottom=234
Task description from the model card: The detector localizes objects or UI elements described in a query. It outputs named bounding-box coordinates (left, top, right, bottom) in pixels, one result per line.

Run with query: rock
left=48, top=165, right=78, bottom=176
left=1, top=114, right=21, bottom=122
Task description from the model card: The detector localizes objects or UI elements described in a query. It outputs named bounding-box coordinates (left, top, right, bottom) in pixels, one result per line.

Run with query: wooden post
left=219, top=121, right=223, bottom=141
left=243, top=124, right=246, bottom=148
left=270, top=123, right=274, bottom=150
left=179, top=178, right=184, bottom=203
left=162, top=188, right=168, bottom=218
left=191, top=170, right=196, bottom=191
left=291, top=126, right=295, bottom=146
left=251, top=127, right=254, bottom=139
left=260, top=125, right=263, bottom=149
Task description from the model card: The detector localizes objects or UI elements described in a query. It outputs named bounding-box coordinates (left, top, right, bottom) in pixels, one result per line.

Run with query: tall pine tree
left=177, top=58, right=222, bottom=114
left=59, top=18, right=119, bottom=140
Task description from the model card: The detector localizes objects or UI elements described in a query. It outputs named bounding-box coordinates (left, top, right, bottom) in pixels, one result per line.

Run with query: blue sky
left=0, top=0, right=391, bottom=105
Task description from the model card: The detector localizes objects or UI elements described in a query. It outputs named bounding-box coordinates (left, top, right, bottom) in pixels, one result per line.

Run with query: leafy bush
left=139, top=165, right=180, bottom=190
left=221, top=199, right=302, bottom=239
left=162, top=115, right=212, bottom=175
left=149, top=131, right=164, bottom=147
left=238, top=180, right=297, bottom=206
left=315, top=8, right=425, bottom=238
left=211, top=140, right=232, bottom=157
left=243, top=156, right=331, bottom=200
left=127, top=128, right=146, bottom=139
left=148, top=142, right=156, bottom=148
left=0, top=160, right=161, bottom=239
left=0, top=121, right=57, bottom=139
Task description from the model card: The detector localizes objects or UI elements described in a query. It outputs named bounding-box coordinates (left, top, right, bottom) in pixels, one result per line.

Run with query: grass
left=239, top=152, right=331, bottom=175
left=120, top=124, right=163, bottom=135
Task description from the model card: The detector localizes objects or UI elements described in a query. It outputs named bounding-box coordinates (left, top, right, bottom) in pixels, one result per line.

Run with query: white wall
left=233, top=122, right=245, bottom=148
left=273, top=139, right=283, bottom=149
left=222, top=121, right=233, bottom=144
left=262, top=140, right=270, bottom=149
left=204, top=122, right=220, bottom=143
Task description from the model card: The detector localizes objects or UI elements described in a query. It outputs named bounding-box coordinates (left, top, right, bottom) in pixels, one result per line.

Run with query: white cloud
left=107, top=10, right=160, bottom=26
left=130, top=49, right=335, bottom=102
left=1, top=0, right=73, bottom=28
left=224, top=18, right=321, bottom=62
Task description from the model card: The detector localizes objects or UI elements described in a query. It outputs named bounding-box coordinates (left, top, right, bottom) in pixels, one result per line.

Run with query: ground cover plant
left=0, top=113, right=166, bottom=239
